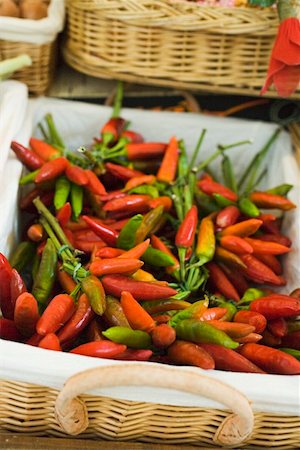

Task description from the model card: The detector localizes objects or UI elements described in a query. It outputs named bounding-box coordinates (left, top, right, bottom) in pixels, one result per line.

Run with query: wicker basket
left=63, top=0, right=300, bottom=99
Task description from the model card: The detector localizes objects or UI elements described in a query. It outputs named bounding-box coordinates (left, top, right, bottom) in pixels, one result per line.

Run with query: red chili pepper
left=108, top=218, right=130, bottom=230
left=175, top=205, right=198, bottom=248
left=281, top=331, right=300, bottom=350
left=241, top=255, right=285, bottom=286
left=121, top=130, right=144, bottom=144
left=29, top=137, right=60, bottom=161
left=57, top=294, right=94, bottom=344
left=151, top=314, right=170, bottom=324
left=126, top=142, right=167, bottom=160
left=86, top=319, right=105, bottom=342
left=207, top=262, right=240, bottom=302
left=234, top=310, right=267, bottom=334
left=73, top=229, right=104, bottom=242
left=250, top=295, right=300, bottom=319
left=156, top=136, right=179, bottom=183
left=26, top=333, right=43, bottom=346
left=167, top=340, right=215, bottom=370
left=102, top=275, right=177, bottom=301
left=216, top=205, right=240, bottom=229
left=11, top=141, right=44, bottom=170
left=253, top=253, right=282, bottom=275
left=200, top=307, right=227, bottom=321
left=27, top=223, right=44, bottom=242
left=112, top=348, right=153, bottom=361
left=151, top=324, right=176, bottom=348
left=238, top=343, right=300, bottom=374
left=38, top=333, right=62, bottom=351
left=220, top=264, right=249, bottom=296
left=89, top=258, right=144, bottom=276
left=19, top=188, right=40, bottom=211
left=200, top=343, right=265, bottom=373
left=118, top=239, right=150, bottom=260
left=96, top=247, right=125, bottom=258
left=65, top=165, right=89, bottom=186
left=35, top=157, right=69, bottom=183
left=56, top=202, right=72, bottom=227
left=105, top=162, right=144, bottom=181
left=258, top=233, right=292, bottom=248
left=120, top=291, right=155, bottom=332
left=259, top=214, right=281, bottom=235
left=70, top=341, right=127, bottom=358
left=0, top=318, right=22, bottom=342
left=0, top=253, right=14, bottom=319
left=57, top=268, right=77, bottom=294
left=208, top=320, right=255, bottom=339
left=85, top=169, right=107, bottom=195
left=14, top=292, right=40, bottom=338
left=219, top=219, right=263, bottom=237
left=36, top=294, right=75, bottom=336
left=197, top=178, right=238, bottom=202
left=244, top=237, right=290, bottom=255
left=148, top=196, right=173, bottom=212
left=82, top=215, right=119, bottom=246
left=74, top=240, right=105, bottom=254
left=103, top=195, right=151, bottom=213
left=101, top=117, right=127, bottom=145
left=124, top=175, right=156, bottom=192
left=10, top=268, right=27, bottom=306
left=250, top=191, right=296, bottom=211
left=267, top=318, right=288, bottom=338
left=219, top=235, right=253, bottom=255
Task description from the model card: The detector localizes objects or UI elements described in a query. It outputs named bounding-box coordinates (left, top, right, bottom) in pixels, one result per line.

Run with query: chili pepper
left=102, top=117, right=127, bottom=144
left=102, top=275, right=177, bottom=300
left=244, top=237, right=290, bottom=255
left=195, top=190, right=219, bottom=214
left=103, top=326, right=151, bottom=349
left=169, top=299, right=209, bottom=327
left=57, top=267, right=77, bottom=294
left=258, top=233, right=292, bottom=248
left=207, top=262, right=240, bottom=302
left=9, top=241, right=36, bottom=273
left=84, top=169, right=106, bottom=196
left=56, top=202, right=72, bottom=228
left=19, top=188, right=39, bottom=211
left=150, top=235, right=179, bottom=275
left=238, top=287, right=266, bottom=305
left=219, top=264, right=249, bottom=296
left=112, top=349, right=153, bottom=361
left=175, top=318, right=239, bottom=349
left=147, top=198, right=172, bottom=216
left=235, top=333, right=262, bottom=344
left=0, top=253, right=14, bottom=319
left=120, top=291, right=155, bottom=332
left=0, top=318, right=22, bottom=342
left=89, top=258, right=143, bottom=277
left=215, top=205, right=239, bottom=229
left=219, top=219, right=263, bottom=237
left=19, top=169, right=40, bottom=186
left=281, top=331, right=300, bottom=350
left=124, top=175, right=156, bottom=192
left=109, top=218, right=130, bottom=231
left=38, top=333, right=62, bottom=351
left=70, top=183, right=83, bottom=221
left=31, top=239, right=57, bottom=306
left=213, top=194, right=235, bottom=208
left=118, top=239, right=150, bottom=260
left=96, top=247, right=125, bottom=258
left=81, top=275, right=106, bottom=316
left=103, top=295, right=131, bottom=328
left=71, top=340, right=127, bottom=358
left=105, top=162, right=144, bottom=181
left=10, top=269, right=27, bottom=304
left=142, top=246, right=176, bottom=267
left=11, top=141, right=44, bottom=170
left=156, top=136, right=179, bottom=183
left=215, top=246, right=246, bottom=269
left=54, top=176, right=71, bottom=211
left=219, top=235, right=253, bottom=255
left=121, top=130, right=144, bottom=144
left=249, top=191, right=296, bottom=211
left=167, top=340, right=215, bottom=370
left=27, top=223, right=44, bottom=242
left=259, top=330, right=281, bottom=347
left=199, top=307, right=226, bottom=321
left=29, top=137, right=60, bottom=161
left=234, top=310, right=267, bottom=334
left=197, top=178, right=238, bottom=202
left=238, top=343, right=300, bottom=375
left=57, top=293, right=94, bottom=344
left=135, top=206, right=164, bottom=244
left=150, top=324, right=176, bottom=348
left=253, top=253, right=282, bottom=275
left=279, top=348, right=300, bottom=360
left=238, top=197, right=260, bottom=218
left=208, top=320, right=255, bottom=339
left=26, top=333, right=43, bottom=346
left=250, top=295, right=300, bottom=320
left=124, top=142, right=167, bottom=160
left=286, top=320, right=300, bottom=333
left=241, top=255, right=285, bottom=286
left=73, top=228, right=104, bottom=242
left=131, top=269, right=167, bottom=285
left=175, top=205, right=198, bottom=248
left=65, top=164, right=89, bottom=186
left=195, top=215, right=216, bottom=265
left=267, top=318, right=288, bottom=338
left=200, top=343, right=265, bottom=373
left=86, top=319, right=105, bottom=341
left=152, top=314, right=170, bottom=324
left=82, top=215, right=119, bottom=247
left=290, top=289, right=300, bottom=299
left=103, top=195, right=151, bottom=213
left=36, top=294, right=75, bottom=336
left=266, top=183, right=293, bottom=196
left=35, top=157, right=69, bottom=184
left=14, top=292, right=39, bottom=337
left=216, top=302, right=237, bottom=321
left=74, top=240, right=105, bottom=254
left=141, top=299, right=191, bottom=315
left=116, top=214, right=143, bottom=249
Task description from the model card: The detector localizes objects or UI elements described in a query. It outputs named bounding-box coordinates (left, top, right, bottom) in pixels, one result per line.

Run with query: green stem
left=45, top=113, right=65, bottom=149
left=40, top=217, right=74, bottom=262
left=178, top=247, right=187, bottom=283
left=19, top=170, right=39, bottom=186
left=189, top=129, right=206, bottom=171
left=112, top=81, right=124, bottom=118
left=171, top=185, right=184, bottom=222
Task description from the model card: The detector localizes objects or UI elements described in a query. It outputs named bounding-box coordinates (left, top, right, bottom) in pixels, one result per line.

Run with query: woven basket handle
left=55, top=363, right=254, bottom=446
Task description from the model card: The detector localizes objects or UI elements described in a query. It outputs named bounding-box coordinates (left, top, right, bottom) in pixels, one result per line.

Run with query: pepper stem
left=178, top=247, right=187, bottom=282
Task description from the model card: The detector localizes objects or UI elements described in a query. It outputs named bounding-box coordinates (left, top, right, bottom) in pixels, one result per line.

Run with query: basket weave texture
left=63, top=0, right=300, bottom=98
left=0, top=40, right=56, bottom=96
left=0, top=379, right=300, bottom=448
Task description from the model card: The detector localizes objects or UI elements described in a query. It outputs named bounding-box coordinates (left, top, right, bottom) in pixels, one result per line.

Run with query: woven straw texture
left=0, top=40, right=56, bottom=96
left=0, top=379, right=299, bottom=448
left=64, top=0, right=300, bottom=99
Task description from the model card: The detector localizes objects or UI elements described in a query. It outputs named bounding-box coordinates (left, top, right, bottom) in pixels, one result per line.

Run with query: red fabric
left=261, top=18, right=300, bottom=97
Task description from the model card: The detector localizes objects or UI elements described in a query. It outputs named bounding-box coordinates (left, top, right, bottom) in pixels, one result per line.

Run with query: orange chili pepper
left=156, top=136, right=179, bottom=183
left=118, top=239, right=150, bottom=260
left=215, top=246, right=246, bottom=269
left=250, top=191, right=296, bottom=211
left=208, top=320, right=255, bottom=339
left=234, top=310, right=267, bottom=334
left=27, top=223, right=44, bottom=242
left=65, top=165, right=89, bottom=186
left=197, top=177, right=238, bottom=202
left=195, top=214, right=216, bottom=265
left=35, top=157, right=69, bottom=183
left=219, top=219, right=263, bottom=237
left=244, top=237, right=291, bottom=255
left=124, top=175, right=156, bottom=191
left=36, top=294, right=75, bottom=336
left=168, top=340, right=215, bottom=370
left=29, top=137, right=60, bottom=161
left=103, top=195, right=151, bottom=213
left=96, top=247, right=125, bottom=258
left=219, top=235, right=253, bottom=254
left=207, top=262, right=240, bottom=302
left=126, top=142, right=167, bottom=160
left=148, top=196, right=173, bottom=212
left=14, top=292, right=39, bottom=338
left=38, top=333, right=62, bottom=351
left=151, top=324, right=176, bottom=348
left=89, top=258, right=144, bottom=276
left=120, top=291, right=155, bottom=332
left=57, top=267, right=77, bottom=294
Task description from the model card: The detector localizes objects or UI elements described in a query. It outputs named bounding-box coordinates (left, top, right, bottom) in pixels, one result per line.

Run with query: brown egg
left=19, top=0, right=48, bottom=19
left=0, top=0, right=20, bottom=17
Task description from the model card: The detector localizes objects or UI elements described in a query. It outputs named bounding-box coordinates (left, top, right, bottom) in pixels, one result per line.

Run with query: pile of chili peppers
left=1, top=83, right=299, bottom=375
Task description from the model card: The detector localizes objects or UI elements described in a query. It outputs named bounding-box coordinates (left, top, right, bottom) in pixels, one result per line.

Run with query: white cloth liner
left=0, top=0, right=65, bottom=45
left=0, top=93, right=299, bottom=415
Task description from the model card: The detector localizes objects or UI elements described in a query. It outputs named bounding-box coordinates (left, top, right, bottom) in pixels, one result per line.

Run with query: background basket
left=63, top=0, right=300, bottom=99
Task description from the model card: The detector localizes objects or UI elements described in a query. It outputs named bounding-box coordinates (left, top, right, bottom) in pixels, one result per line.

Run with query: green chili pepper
left=117, top=214, right=143, bottom=249
left=168, top=298, right=209, bottom=327
left=9, top=241, right=36, bottom=273
left=31, top=238, right=57, bottom=306
left=128, top=185, right=159, bottom=198
left=238, top=197, right=260, bottom=218
left=103, top=296, right=131, bottom=328
left=195, top=190, right=219, bottom=214
left=279, top=348, right=300, bottom=360
left=217, top=301, right=237, bottom=321
left=81, top=275, right=106, bottom=315
left=135, top=206, right=164, bottom=244
left=103, top=326, right=151, bottom=349
left=70, top=183, right=83, bottom=221
left=175, top=319, right=239, bottom=349
left=54, top=176, right=71, bottom=211
left=19, top=169, right=39, bottom=186
left=213, top=193, right=235, bottom=208
left=31, top=252, right=40, bottom=281
left=141, top=299, right=191, bottom=315
left=266, top=184, right=293, bottom=196
left=142, top=246, right=175, bottom=267
left=238, top=288, right=266, bottom=306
